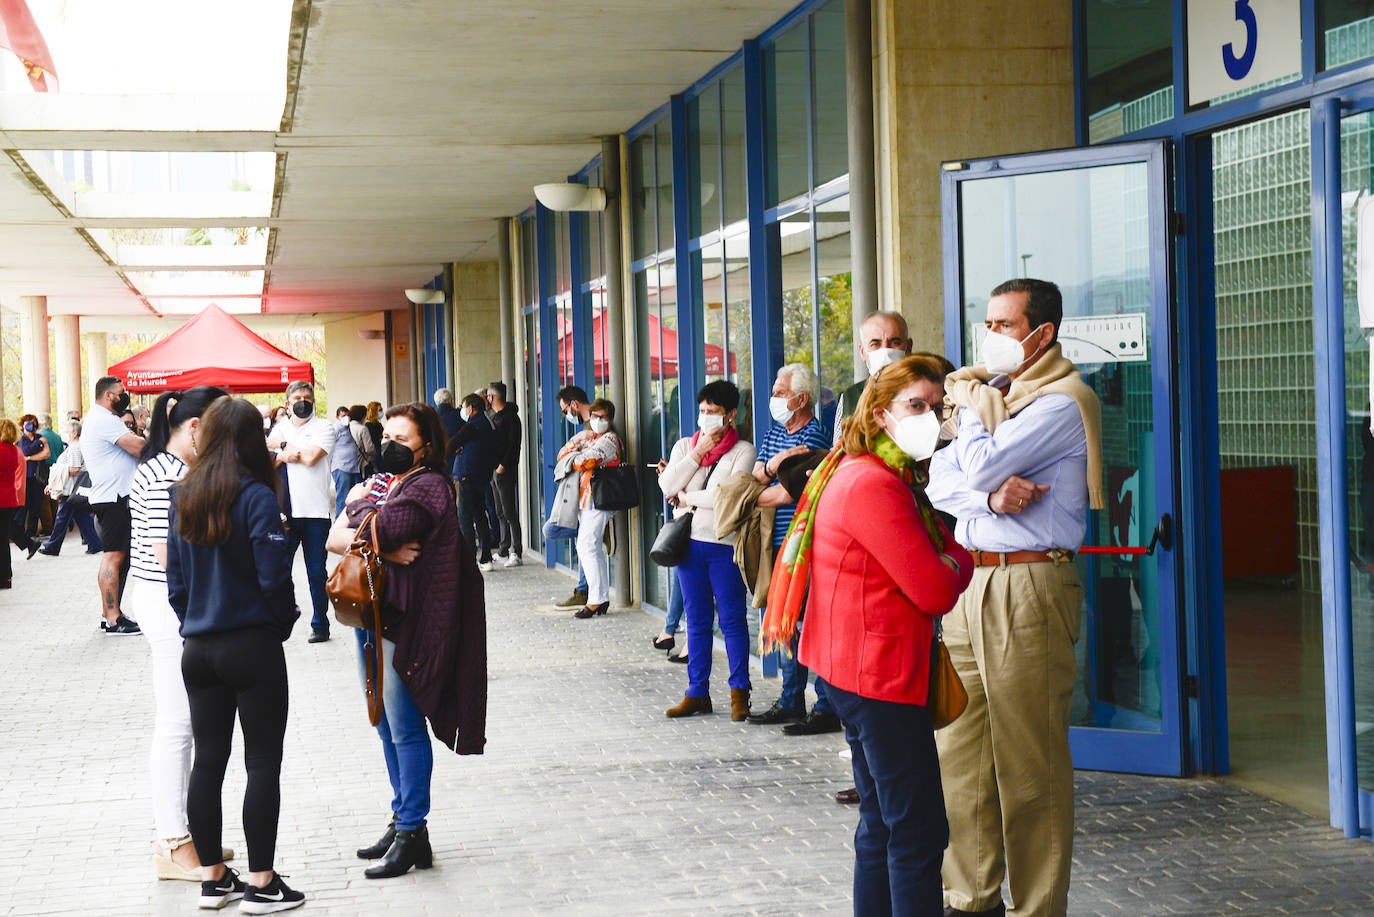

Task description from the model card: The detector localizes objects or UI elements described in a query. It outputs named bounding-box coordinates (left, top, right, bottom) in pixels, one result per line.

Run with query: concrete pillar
left=52, top=314, right=81, bottom=424
left=85, top=332, right=108, bottom=409
left=18, top=296, right=51, bottom=415
left=872, top=0, right=1073, bottom=351
left=846, top=0, right=878, bottom=377
left=451, top=263, right=502, bottom=396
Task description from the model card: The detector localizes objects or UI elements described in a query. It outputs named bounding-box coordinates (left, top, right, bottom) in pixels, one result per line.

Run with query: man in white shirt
left=268, top=380, right=334, bottom=643
left=83, top=375, right=144, bottom=635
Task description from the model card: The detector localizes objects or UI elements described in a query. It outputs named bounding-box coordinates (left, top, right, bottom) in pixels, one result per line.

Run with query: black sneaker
left=307, top=629, right=329, bottom=644
left=105, top=614, right=141, bottom=636
left=199, top=866, right=245, bottom=910
left=240, top=873, right=305, bottom=914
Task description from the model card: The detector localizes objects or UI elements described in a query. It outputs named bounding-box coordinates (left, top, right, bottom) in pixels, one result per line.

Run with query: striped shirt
left=129, top=452, right=188, bottom=584
left=755, top=416, right=830, bottom=546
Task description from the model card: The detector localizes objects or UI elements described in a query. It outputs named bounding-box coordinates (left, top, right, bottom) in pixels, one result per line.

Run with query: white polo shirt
left=273, top=416, right=334, bottom=519
left=83, top=404, right=139, bottom=505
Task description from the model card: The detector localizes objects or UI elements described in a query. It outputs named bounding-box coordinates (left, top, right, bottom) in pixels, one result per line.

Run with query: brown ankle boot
left=730, top=688, right=751, bottom=721
left=665, top=695, right=713, bottom=718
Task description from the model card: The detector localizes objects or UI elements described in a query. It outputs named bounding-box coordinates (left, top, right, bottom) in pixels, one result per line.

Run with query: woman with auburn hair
left=776, top=354, right=974, bottom=915
left=166, top=397, right=305, bottom=912
left=327, top=401, right=487, bottom=880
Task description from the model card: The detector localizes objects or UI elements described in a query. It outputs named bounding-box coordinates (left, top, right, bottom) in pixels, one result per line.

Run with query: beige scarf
left=945, top=343, right=1105, bottom=510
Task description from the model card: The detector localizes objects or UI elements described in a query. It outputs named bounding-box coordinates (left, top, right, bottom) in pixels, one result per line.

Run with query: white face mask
left=565, top=409, right=580, bottom=425
left=769, top=395, right=796, bottom=425
left=982, top=324, right=1045, bottom=375
left=865, top=347, right=906, bottom=376
left=883, top=409, right=942, bottom=462
left=589, top=418, right=610, bottom=434
left=460, top=406, right=471, bottom=422
left=697, top=413, right=724, bottom=434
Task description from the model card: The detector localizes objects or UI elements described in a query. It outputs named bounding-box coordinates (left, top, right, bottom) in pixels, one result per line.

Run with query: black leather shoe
left=782, top=711, right=843, bottom=735
left=747, top=701, right=804, bottom=725
left=944, top=904, right=1005, bottom=917
left=37, top=545, right=59, bottom=557
left=356, top=817, right=396, bottom=859
left=307, top=629, right=330, bottom=643
left=364, top=826, right=433, bottom=879
left=668, top=651, right=688, bottom=664
left=25, top=541, right=38, bottom=559
left=835, top=787, right=860, bottom=805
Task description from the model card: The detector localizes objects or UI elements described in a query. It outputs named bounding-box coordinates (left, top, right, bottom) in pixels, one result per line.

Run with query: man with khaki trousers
left=926, top=278, right=1103, bottom=917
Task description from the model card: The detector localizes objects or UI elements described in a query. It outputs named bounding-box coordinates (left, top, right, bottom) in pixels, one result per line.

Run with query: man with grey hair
left=268, top=379, right=334, bottom=643
left=131, top=403, right=152, bottom=437
left=833, top=310, right=913, bottom=444
left=745, top=362, right=837, bottom=734
left=434, top=387, right=463, bottom=442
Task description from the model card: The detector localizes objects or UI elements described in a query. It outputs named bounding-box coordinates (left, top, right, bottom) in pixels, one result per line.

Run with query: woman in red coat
left=0, top=418, right=31, bottom=588
left=798, top=355, right=973, bottom=917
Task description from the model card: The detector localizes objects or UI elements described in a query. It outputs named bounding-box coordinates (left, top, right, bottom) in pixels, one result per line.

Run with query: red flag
left=0, top=0, right=57, bottom=92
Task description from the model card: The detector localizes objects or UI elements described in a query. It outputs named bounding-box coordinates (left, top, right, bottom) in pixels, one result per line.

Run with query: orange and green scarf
left=759, top=433, right=946, bottom=657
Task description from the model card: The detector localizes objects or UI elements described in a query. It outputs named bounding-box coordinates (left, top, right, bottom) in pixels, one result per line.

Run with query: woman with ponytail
left=126, top=386, right=230, bottom=882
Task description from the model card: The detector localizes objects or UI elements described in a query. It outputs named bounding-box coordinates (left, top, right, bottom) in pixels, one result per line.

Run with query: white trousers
left=576, top=507, right=613, bottom=604
left=128, top=577, right=193, bottom=840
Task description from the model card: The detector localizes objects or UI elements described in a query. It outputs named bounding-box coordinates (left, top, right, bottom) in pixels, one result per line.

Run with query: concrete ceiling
left=0, top=0, right=798, bottom=319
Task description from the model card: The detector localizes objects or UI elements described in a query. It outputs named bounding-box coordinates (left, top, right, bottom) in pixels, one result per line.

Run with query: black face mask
left=377, top=440, right=417, bottom=475
left=291, top=400, right=314, bottom=419
left=112, top=392, right=131, bottom=415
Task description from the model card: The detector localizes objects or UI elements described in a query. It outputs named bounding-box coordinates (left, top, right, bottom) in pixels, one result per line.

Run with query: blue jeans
left=677, top=539, right=750, bottom=697
left=664, top=569, right=684, bottom=635
left=826, top=683, right=947, bottom=917
left=287, top=517, right=330, bottom=634
left=779, top=628, right=833, bottom=715
left=541, top=520, right=588, bottom=593
left=332, top=469, right=361, bottom=520
left=42, top=496, right=102, bottom=554
left=355, top=630, right=432, bottom=831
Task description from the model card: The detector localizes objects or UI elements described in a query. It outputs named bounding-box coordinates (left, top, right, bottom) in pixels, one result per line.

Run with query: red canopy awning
left=553, top=312, right=736, bottom=380
left=108, top=304, right=315, bottom=394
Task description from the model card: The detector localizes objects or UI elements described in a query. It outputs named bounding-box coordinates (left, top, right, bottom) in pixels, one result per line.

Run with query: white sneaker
left=477, top=561, right=494, bottom=572
left=502, top=554, right=522, bottom=567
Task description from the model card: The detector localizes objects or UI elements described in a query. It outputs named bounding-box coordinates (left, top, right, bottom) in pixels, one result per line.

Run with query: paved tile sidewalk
left=2, top=546, right=1373, bottom=916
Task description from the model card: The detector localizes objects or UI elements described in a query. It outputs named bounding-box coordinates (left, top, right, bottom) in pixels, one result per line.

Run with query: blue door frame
left=941, top=138, right=1187, bottom=778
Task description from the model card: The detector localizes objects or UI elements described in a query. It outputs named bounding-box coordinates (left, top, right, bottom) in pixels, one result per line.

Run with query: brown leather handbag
left=326, top=510, right=386, bottom=726
left=928, top=623, right=968, bottom=730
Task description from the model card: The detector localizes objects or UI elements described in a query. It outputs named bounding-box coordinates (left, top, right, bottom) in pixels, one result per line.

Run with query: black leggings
left=182, top=627, right=289, bottom=873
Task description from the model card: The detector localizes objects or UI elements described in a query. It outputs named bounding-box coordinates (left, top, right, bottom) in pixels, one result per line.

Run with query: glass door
left=941, top=139, right=1185, bottom=776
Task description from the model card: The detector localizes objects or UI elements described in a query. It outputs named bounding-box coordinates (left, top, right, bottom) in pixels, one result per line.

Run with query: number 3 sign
left=1188, top=0, right=1301, bottom=106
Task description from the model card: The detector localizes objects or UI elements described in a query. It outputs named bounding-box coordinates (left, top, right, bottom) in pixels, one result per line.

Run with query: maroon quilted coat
left=346, top=468, right=487, bottom=754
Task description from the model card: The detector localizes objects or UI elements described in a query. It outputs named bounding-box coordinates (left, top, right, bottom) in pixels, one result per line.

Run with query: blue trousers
left=355, top=630, right=432, bottom=831
left=826, top=683, right=947, bottom=917
left=541, top=519, right=588, bottom=593
left=677, top=539, right=750, bottom=697
left=287, top=517, right=330, bottom=634
left=779, top=629, right=833, bottom=715
left=42, top=496, right=101, bottom=554
left=332, top=469, right=361, bottom=520
left=663, top=569, right=685, bottom=635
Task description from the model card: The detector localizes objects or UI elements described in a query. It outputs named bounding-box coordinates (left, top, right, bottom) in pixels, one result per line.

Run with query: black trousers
left=457, top=478, right=493, bottom=563
left=0, top=507, right=18, bottom=581
left=492, top=471, right=522, bottom=558
left=183, top=626, right=289, bottom=873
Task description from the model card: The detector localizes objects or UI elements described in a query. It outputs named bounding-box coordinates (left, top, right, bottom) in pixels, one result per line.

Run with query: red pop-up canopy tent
left=552, top=312, right=736, bottom=380
left=108, top=304, right=315, bottom=394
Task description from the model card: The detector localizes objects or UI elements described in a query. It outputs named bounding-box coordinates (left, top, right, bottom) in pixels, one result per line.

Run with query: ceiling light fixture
left=534, top=181, right=607, bottom=212
left=404, top=288, right=444, bottom=305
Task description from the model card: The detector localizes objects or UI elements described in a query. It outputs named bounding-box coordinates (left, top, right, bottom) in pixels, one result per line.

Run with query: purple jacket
left=347, top=469, right=487, bottom=755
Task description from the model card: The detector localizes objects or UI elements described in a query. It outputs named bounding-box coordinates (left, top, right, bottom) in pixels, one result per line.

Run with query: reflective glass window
left=722, top=69, right=748, bottom=228
left=630, top=135, right=655, bottom=261
left=1084, top=0, right=1172, bottom=142
left=1324, top=1, right=1374, bottom=69
left=815, top=193, right=854, bottom=403
left=765, top=23, right=810, bottom=207
left=811, top=0, right=848, bottom=188
left=656, top=122, right=676, bottom=255
left=689, top=87, right=722, bottom=239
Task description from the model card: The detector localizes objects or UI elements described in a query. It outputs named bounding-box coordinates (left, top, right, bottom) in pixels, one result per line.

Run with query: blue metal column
left=536, top=203, right=561, bottom=570
left=569, top=210, right=593, bottom=389
left=1310, top=96, right=1360, bottom=837
left=744, top=38, right=783, bottom=677
left=670, top=93, right=701, bottom=433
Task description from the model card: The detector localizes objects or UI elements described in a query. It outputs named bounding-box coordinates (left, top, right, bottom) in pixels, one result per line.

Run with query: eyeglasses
left=123, top=422, right=137, bottom=430
left=892, top=398, right=947, bottom=419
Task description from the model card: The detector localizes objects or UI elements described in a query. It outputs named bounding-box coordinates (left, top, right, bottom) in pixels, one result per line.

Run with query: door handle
left=1078, top=513, right=1172, bottom=557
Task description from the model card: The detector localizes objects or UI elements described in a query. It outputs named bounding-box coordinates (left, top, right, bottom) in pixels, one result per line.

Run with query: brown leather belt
left=969, top=548, right=1073, bottom=567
